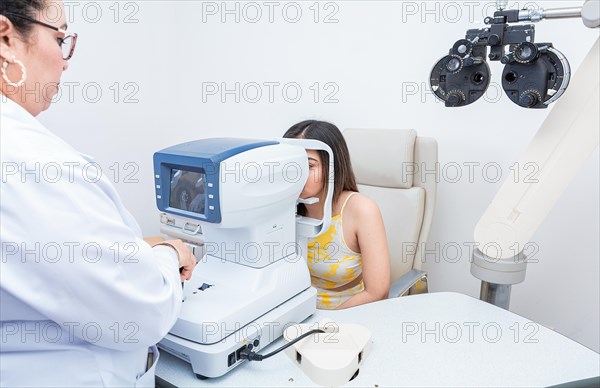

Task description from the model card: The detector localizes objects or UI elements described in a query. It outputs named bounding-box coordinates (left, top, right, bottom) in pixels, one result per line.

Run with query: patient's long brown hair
left=284, top=120, right=358, bottom=215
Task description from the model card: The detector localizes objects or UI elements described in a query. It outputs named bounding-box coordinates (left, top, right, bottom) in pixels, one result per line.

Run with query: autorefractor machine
left=152, top=138, right=334, bottom=379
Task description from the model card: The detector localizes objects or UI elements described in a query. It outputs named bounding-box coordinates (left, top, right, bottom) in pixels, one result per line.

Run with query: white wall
left=40, top=1, right=599, bottom=352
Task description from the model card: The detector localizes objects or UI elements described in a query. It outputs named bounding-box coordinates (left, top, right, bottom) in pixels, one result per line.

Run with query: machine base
left=158, top=287, right=317, bottom=378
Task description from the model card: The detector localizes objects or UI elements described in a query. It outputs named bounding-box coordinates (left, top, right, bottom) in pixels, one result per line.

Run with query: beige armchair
left=344, top=129, right=438, bottom=297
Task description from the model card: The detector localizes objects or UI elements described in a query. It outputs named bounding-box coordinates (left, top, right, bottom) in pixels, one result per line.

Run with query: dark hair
left=1, top=0, right=46, bottom=37
left=283, top=120, right=358, bottom=215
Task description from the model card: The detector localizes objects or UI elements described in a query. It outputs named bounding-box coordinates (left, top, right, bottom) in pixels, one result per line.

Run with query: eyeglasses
left=3, top=13, right=78, bottom=60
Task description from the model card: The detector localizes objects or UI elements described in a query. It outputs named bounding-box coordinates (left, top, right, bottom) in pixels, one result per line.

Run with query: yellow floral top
left=307, top=193, right=363, bottom=309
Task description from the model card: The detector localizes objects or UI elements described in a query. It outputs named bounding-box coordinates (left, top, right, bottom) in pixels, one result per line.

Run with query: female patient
left=284, top=120, right=390, bottom=309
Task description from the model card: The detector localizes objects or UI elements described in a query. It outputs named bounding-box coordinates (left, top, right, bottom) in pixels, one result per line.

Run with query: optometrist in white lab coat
left=0, top=95, right=193, bottom=386
left=0, top=2, right=196, bottom=387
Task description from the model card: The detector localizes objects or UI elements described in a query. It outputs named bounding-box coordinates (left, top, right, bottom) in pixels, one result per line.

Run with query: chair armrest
left=388, top=269, right=429, bottom=298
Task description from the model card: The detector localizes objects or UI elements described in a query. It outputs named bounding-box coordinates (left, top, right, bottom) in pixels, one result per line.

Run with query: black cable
left=239, top=329, right=325, bottom=361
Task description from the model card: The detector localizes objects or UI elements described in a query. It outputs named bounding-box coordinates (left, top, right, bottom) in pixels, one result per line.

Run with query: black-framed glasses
left=3, top=13, right=78, bottom=60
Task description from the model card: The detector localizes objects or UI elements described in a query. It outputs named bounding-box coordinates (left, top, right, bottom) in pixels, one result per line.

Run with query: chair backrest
left=344, top=129, right=438, bottom=283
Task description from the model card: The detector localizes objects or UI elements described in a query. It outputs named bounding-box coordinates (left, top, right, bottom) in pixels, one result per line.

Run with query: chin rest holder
left=283, top=319, right=372, bottom=387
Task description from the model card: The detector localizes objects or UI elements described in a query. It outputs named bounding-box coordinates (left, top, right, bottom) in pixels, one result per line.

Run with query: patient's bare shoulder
left=343, top=192, right=382, bottom=221
left=341, top=192, right=384, bottom=242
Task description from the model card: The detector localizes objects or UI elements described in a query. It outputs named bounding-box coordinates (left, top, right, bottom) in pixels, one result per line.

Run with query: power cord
left=239, top=329, right=325, bottom=361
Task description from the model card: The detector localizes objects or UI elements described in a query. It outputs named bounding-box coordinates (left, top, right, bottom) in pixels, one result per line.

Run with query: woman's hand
left=144, top=236, right=165, bottom=246
left=167, top=240, right=197, bottom=282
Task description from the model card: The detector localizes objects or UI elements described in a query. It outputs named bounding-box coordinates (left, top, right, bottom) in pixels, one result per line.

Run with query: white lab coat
left=0, top=96, right=183, bottom=386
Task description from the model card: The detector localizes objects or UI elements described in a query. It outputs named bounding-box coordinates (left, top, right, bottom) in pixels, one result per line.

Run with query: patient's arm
left=337, top=196, right=390, bottom=309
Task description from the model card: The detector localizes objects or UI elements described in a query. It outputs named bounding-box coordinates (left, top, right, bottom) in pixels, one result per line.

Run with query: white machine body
left=153, top=138, right=334, bottom=378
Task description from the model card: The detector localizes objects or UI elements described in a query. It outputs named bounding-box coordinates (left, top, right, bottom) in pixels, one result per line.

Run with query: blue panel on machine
left=153, top=138, right=278, bottom=222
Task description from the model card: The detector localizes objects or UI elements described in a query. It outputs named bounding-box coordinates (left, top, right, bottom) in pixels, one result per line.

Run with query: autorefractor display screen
left=169, top=168, right=206, bottom=215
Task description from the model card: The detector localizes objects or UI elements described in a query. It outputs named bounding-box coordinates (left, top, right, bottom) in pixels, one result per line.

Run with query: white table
left=156, top=292, right=600, bottom=387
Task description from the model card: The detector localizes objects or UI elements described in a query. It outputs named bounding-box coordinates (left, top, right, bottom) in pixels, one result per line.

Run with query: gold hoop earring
left=1, top=58, right=27, bottom=88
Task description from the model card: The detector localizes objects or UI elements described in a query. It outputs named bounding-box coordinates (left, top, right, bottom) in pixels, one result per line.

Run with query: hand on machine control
left=167, top=239, right=197, bottom=282
left=147, top=238, right=197, bottom=282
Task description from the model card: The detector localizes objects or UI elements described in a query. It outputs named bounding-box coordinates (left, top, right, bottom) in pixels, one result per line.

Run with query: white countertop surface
left=156, top=292, right=600, bottom=387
